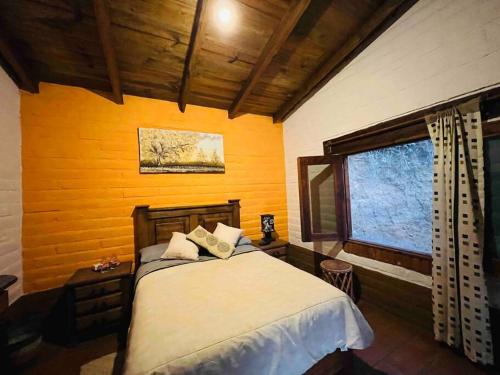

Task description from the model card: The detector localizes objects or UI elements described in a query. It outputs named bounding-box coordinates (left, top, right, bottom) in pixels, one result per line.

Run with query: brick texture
left=284, top=0, right=500, bottom=283
left=21, top=83, right=288, bottom=293
left=0, top=66, right=22, bottom=303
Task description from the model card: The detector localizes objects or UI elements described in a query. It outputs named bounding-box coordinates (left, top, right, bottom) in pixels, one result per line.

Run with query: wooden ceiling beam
left=228, top=0, right=311, bottom=119
left=0, top=31, right=38, bottom=93
left=178, top=0, right=208, bottom=113
left=94, top=0, right=123, bottom=105
left=273, top=0, right=418, bottom=123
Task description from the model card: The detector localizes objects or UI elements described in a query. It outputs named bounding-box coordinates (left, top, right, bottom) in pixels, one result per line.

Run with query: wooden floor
left=355, top=301, right=496, bottom=375
left=13, top=334, right=119, bottom=375
left=10, top=301, right=496, bottom=375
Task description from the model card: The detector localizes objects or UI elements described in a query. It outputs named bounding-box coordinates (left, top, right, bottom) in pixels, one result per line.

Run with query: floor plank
left=356, top=301, right=496, bottom=375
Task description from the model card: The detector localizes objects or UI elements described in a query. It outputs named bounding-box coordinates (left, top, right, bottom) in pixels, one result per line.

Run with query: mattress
left=124, top=251, right=373, bottom=375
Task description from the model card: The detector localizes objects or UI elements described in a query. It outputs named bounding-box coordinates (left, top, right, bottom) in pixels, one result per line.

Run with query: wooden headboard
left=132, top=199, right=240, bottom=270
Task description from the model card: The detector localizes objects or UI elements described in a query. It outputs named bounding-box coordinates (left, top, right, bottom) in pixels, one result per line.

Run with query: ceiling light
left=217, top=7, right=232, bottom=24
left=214, top=1, right=236, bottom=30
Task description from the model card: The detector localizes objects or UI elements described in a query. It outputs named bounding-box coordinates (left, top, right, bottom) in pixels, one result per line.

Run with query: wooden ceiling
left=0, top=0, right=417, bottom=122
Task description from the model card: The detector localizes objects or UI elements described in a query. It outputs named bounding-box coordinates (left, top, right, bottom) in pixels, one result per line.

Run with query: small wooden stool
left=320, top=259, right=354, bottom=300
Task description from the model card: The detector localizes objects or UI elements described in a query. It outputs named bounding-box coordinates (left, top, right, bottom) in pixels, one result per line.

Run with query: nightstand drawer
left=74, top=279, right=121, bottom=301
left=75, top=292, right=122, bottom=316
left=265, top=246, right=287, bottom=258
left=76, top=307, right=122, bottom=332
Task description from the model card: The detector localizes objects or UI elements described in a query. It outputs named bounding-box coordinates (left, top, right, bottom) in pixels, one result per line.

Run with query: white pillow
left=213, top=222, right=243, bottom=246
left=161, top=232, right=199, bottom=261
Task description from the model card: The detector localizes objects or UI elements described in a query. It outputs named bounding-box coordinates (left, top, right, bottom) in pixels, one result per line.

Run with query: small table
left=251, top=239, right=289, bottom=262
left=320, top=259, right=354, bottom=300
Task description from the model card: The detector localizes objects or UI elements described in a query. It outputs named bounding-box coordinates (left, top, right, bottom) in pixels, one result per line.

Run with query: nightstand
left=65, top=261, right=132, bottom=345
left=251, top=239, right=289, bottom=262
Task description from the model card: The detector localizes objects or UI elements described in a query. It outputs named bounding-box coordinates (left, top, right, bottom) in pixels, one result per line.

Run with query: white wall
left=0, top=66, right=23, bottom=302
left=284, top=0, right=500, bottom=286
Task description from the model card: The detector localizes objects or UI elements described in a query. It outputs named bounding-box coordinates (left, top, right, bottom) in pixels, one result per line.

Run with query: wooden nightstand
left=251, top=239, right=289, bottom=262
left=65, top=261, right=132, bottom=345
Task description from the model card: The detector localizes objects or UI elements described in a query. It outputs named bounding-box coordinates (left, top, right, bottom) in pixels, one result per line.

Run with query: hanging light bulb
left=214, top=0, right=236, bottom=31
left=217, top=6, right=232, bottom=24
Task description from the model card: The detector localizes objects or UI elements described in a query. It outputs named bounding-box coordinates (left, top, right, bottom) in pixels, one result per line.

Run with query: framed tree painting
left=138, top=128, right=225, bottom=173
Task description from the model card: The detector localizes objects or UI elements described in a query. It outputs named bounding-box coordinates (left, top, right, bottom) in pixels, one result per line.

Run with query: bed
left=124, top=200, right=373, bottom=375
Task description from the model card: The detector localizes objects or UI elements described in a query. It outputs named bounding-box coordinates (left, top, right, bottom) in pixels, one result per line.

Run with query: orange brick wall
left=21, top=83, right=288, bottom=293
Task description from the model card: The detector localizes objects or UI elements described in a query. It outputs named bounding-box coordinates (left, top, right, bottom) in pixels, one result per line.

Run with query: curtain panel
left=426, top=99, right=493, bottom=365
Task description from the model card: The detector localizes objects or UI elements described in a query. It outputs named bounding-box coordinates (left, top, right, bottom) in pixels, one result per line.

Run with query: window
left=298, top=92, right=500, bottom=275
left=297, top=122, right=433, bottom=274
left=297, top=140, right=433, bottom=256
left=347, top=140, right=434, bottom=254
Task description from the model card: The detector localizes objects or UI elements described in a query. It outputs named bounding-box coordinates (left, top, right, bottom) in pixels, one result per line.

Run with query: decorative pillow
left=236, top=236, right=252, bottom=246
left=187, top=225, right=235, bottom=259
left=161, top=232, right=199, bottom=261
left=140, top=243, right=169, bottom=263
left=213, top=222, right=243, bottom=245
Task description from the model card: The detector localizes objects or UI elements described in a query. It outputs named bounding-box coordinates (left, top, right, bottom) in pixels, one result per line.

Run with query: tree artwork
left=138, top=128, right=225, bottom=173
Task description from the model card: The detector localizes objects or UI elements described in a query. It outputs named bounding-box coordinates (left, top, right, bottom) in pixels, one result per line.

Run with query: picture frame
left=138, top=128, right=225, bottom=174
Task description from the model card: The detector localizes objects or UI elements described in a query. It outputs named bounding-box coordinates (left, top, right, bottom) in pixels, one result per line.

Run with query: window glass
left=347, top=140, right=434, bottom=254
left=307, top=164, right=336, bottom=234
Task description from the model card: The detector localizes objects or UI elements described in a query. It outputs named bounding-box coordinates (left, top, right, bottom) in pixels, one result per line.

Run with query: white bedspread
left=124, top=251, right=373, bottom=375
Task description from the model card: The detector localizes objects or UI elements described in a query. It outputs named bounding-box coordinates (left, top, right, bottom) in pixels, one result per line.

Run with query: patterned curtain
left=426, top=98, right=492, bottom=365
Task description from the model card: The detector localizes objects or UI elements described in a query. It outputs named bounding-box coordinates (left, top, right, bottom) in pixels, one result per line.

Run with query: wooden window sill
left=343, top=239, right=432, bottom=275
